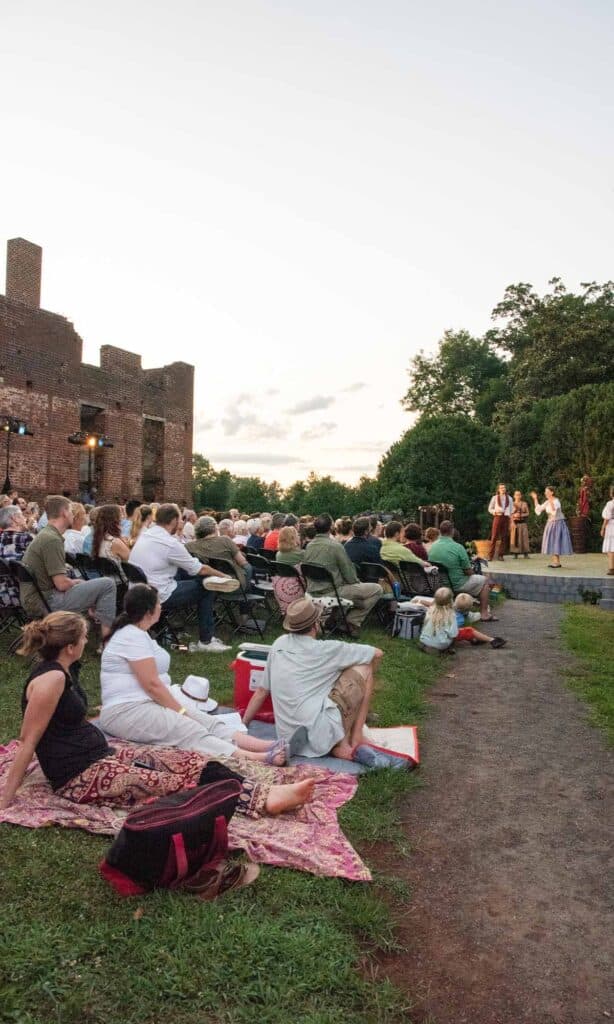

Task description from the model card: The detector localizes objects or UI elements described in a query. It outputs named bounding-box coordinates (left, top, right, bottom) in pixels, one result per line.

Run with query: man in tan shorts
left=243, top=598, right=407, bottom=768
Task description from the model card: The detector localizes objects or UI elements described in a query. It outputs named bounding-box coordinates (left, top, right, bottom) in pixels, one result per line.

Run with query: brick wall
left=5, top=238, right=42, bottom=308
left=0, top=240, right=194, bottom=502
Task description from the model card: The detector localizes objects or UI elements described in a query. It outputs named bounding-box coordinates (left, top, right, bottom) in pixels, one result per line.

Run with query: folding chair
left=270, top=561, right=305, bottom=616
left=428, top=560, right=453, bottom=590
left=10, top=561, right=52, bottom=616
left=120, top=561, right=181, bottom=648
left=397, top=560, right=438, bottom=597
left=357, top=561, right=398, bottom=629
left=75, top=553, right=96, bottom=580
left=207, top=556, right=267, bottom=639
left=300, top=563, right=353, bottom=636
left=244, top=552, right=279, bottom=624
left=92, top=556, right=127, bottom=613
left=0, top=557, right=27, bottom=642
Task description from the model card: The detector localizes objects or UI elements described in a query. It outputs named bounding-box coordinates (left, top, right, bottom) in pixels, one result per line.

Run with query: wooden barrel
left=569, top=516, right=588, bottom=554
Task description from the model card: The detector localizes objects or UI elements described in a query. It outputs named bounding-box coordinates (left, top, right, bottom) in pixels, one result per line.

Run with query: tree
left=232, top=476, right=270, bottom=514
left=192, top=454, right=232, bottom=510
left=489, top=279, right=614, bottom=402
left=377, top=414, right=500, bottom=538
left=402, top=329, right=508, bottom=423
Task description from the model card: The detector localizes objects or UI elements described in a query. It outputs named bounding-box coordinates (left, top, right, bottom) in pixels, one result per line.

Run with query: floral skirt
left=56, top=743, right=269, bottom=817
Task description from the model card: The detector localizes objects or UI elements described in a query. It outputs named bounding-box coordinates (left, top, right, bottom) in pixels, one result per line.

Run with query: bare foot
left=265, top=779, right=316, bottom=815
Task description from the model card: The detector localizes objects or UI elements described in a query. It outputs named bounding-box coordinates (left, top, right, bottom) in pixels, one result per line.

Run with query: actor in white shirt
left=488, top=483, right=514, bottom=561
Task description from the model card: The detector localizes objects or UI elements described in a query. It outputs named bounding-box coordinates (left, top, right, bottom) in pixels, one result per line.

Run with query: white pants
left=99, top=700, right=237, bottom=759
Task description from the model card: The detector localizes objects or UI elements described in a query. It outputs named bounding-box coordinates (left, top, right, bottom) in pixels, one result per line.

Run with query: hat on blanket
left=283, top=596, right=321, bottom=633
left=170, top=675, right=218, bottom=713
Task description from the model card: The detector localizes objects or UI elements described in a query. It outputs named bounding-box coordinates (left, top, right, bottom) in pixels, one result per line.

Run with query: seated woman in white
left=99, top=584, right=289, bottom=764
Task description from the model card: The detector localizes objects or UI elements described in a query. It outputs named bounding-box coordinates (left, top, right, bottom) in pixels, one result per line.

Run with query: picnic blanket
left=0, top=741, right=371, bottom=882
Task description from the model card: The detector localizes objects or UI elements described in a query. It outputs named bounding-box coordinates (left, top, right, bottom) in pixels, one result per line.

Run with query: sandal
left=265, top=738, right=288, bottom=766
left=182, top=859, right=260, bottom=900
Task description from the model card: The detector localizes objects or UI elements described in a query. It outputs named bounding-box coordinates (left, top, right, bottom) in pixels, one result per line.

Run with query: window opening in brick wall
left=79, top=404, right=106, bottom=495
left=142, top=418, right=164, bottom=502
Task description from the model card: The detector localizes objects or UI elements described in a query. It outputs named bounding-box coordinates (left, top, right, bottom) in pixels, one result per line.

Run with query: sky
left=1, top=0, right=613, bottom=486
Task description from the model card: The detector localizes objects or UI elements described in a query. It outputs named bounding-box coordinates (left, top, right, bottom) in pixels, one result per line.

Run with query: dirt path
left=380, top=602, right=614, bottom=1024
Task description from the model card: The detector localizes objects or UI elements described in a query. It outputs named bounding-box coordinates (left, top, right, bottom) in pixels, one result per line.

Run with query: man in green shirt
left=301, top=514, right=382, bottom=633
left=427, top=520, right=496, bottom=621
left=380, top=521, right=430, bottom=566
left=21, top=495, right=116, bottom=633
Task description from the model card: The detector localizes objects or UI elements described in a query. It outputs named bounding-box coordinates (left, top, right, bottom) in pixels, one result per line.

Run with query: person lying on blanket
left=242, top=597, right=409, bottom=770
left=0, top=611, right=315, bottom=816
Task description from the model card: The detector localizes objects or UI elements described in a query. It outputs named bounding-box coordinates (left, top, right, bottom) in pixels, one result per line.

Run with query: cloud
left=194, top=415, right=215, bottom=432
left=342, top=382, right=366, bottom=393
left=300, top=422, right=337, bottom=442
left=285, top=395, right=335, bottom=415
left=207, top=451, right=305, bottom=466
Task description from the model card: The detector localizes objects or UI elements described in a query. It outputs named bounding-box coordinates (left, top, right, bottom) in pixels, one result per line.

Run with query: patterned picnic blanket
left=0, top=741, right=371, bottom=882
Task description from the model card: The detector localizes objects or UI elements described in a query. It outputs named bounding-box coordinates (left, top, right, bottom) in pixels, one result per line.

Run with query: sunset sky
left=2, top=0, right=613, bottom=485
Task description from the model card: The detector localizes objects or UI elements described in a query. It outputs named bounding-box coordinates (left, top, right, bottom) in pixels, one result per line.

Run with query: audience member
left=344, top=517, right=385, bottom=567
left=284, top=514, right=299, bottom=528
left=121, top=500, right=142, bottom=538
left=181, top=509, right=197, bottom=543
left=301, top=514, right=382, bottom=634
left=263, top=512, right=286, bottom=552
left=246, top=518, right=265, bottom=551
left=99, top=584, right=289, bottom=763
left=299, top=522, right=316, bottom=548
left=0, top=504, right=34, bottom=608
left=187, top=515, right=250, bottom=589
left=129, top=504, right=153, bottom=548
left=63, top=503, right=88, bottom=556
left=129, top=503, right=230, bottom=653
left=403, top=522, right=429, bottom=561
left=454, top=593, right=506, bottom=648
left=243, top=597, right=404, bottom=769
left=335, top=518, right=353, bottom=544
left=233, top=520, right=249, bottom=547
left=276, top=526, right=303, bottom=565
left=93, top=504, right=131, bottom=566
left=369, top=515, right=383, bottom=539
left=380, top=521, right=429, bottom=566
left=21, top=495, right=116, bottom=635
left=427, top=520, right=496, bottom=621
left=423, top=527, right=440, bottom=553
left=419, top=587, right=459, bottom=654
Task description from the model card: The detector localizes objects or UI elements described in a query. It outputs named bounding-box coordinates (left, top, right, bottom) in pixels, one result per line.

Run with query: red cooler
left=231, top=643, right=275, bottom=723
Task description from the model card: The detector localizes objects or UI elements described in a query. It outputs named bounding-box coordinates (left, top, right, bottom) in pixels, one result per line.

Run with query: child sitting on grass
left=454, top=593, right=506, bottom=649
left=419, top=587, right=459, bottom=655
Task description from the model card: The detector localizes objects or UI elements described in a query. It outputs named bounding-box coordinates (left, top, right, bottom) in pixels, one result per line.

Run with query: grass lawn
left=0, top=621, right=442, bottom=1024
left=562, top=604, right=614, bottom=745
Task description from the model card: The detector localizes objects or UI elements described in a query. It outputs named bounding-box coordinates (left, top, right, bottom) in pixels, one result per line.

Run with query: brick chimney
left=5, top=237, right=42, bottom=307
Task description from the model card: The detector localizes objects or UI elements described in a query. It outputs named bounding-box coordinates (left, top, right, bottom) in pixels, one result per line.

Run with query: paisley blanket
left=0, top=741, right=371, bottom=882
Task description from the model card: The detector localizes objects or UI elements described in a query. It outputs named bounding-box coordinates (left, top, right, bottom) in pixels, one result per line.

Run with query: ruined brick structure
left=0, top=238, right=194, bottom=503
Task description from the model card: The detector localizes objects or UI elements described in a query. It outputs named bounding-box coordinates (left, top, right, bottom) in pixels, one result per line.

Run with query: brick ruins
left=0, top=238, right=194, bottom=503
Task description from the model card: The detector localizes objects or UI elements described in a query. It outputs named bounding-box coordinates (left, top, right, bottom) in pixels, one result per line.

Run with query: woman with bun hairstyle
left=0, top=611, right=315, bottom=815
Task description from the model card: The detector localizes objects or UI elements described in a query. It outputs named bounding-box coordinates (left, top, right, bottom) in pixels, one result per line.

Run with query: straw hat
left=170, top=675, right=218, bottom=714
left=283, top=597, right=321, bottom=633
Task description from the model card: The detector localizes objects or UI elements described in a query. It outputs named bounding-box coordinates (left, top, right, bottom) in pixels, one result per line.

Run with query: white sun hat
left=170, top=675, right=218, bottom=714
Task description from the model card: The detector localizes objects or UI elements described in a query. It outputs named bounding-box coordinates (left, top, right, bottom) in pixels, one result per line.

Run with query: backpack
left=99, top=761, right=243, bottom=895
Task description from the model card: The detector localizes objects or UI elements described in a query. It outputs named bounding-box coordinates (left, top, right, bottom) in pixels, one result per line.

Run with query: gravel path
left=380, top=601, right=614, bottom=1024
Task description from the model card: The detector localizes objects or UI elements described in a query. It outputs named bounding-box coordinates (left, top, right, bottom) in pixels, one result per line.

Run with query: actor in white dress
left=601, top=488, right=614, bottom=575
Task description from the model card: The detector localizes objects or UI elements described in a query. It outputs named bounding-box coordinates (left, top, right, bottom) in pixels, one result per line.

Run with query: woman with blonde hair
left=529, top=486, right=573, bottom=568
left=0, top=611, right=315, bottom=816
left=129, top=505, right=153, bottom=548
left=419, top=587, right=459, bottom=655
left=273, top=526, right=305, bottom=614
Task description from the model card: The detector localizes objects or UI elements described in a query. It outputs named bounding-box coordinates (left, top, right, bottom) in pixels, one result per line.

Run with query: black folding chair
left=207, top=556, right=267, bottom=639
left=357, top=561, right=398, bottom=629
left=243, top=553, right=279, bottom=623
left=0, top=557, right=27, bottom=641
left=92, top=556, right=126, bottom=613
left=120, top=561, right=181, bottom=647
left=260, top=547, right=277, bottom=562
left=10, top=561, right=52, bottom=616
left=75, top=553, right=96, bottom=580
left=428, top=560, right=453, bottom=590
left=300, top=562, right=352, bottom=636
left=397, top=560, right=438, bottom=597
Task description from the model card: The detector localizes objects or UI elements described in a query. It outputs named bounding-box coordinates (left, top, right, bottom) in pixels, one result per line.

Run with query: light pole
left=2, top=416, right=34, bottom=494
left=67, top=431, right=114, bottom=497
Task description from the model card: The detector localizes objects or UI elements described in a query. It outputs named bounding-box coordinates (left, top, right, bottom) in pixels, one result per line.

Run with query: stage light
left=87, top=436, right=97, bottom=448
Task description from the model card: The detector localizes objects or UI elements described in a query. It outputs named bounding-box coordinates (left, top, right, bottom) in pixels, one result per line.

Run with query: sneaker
left=189, top=639, right=231, bottom=654
left=490, top=637, right=507, bottom=649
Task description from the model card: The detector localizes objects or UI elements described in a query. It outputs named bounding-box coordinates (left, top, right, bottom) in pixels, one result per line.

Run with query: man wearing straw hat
left=243, top=597, right=406, bottom=768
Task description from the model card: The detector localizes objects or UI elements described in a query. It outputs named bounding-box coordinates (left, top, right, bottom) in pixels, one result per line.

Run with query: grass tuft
left=562, top=604, right=614, bottom=744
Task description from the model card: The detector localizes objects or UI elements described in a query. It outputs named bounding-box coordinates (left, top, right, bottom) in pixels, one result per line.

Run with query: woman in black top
left=0, top=612, right=314, bottom=815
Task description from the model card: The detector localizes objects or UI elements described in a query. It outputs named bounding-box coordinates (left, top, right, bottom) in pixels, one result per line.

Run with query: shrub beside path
left=379, top=601, right=614, bottom=1024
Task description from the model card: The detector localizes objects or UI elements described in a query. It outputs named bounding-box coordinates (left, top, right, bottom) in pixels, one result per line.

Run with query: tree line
left=194, top=278, right=614, bottom=544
